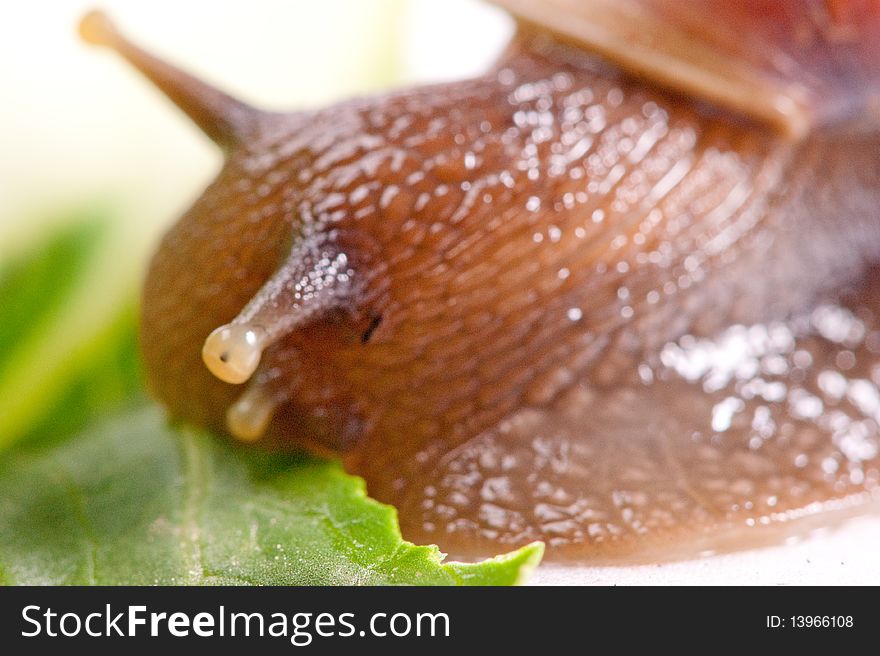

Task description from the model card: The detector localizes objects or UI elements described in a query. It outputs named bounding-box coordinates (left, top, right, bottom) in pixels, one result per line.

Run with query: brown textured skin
left=141, top=27, right=880, bottom=561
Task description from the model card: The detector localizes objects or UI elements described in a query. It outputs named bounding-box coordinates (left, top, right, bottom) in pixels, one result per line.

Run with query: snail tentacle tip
left=78, top=9, right=117, bottom=47
left=226, top=386, right=276, bottom=442
left=202, top=323, right=266, bottom=384
left=78, top=9, right=261, bottom=148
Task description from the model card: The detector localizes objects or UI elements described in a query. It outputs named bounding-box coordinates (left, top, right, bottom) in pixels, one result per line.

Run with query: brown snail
left=80, top=1, right=880, bottom=562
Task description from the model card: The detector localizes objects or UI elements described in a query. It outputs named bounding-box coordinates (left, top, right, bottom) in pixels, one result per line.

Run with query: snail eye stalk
left=78, top=9, right=263, bottom=149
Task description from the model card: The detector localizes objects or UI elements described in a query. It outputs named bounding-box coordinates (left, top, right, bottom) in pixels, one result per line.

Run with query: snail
left=79, top=1, right=880, bottom=563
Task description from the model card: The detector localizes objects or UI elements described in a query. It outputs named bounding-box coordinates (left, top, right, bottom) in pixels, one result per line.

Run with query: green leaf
left=0, top=406, right=542, bottom=585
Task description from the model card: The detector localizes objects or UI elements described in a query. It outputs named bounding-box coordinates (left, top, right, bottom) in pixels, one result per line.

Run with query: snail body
left=82, top=2, right=880, bottom=561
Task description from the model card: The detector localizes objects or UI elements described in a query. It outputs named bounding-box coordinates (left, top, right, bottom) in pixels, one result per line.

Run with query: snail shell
left=497, top=0, right=880, bottom=137
left=81, top=2, right=880, bottom=561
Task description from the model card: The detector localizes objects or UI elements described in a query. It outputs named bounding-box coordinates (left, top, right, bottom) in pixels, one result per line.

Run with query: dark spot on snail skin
left=361, top=314, right=384, bottom=344
left=80, top=2, right=880, bottom=562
